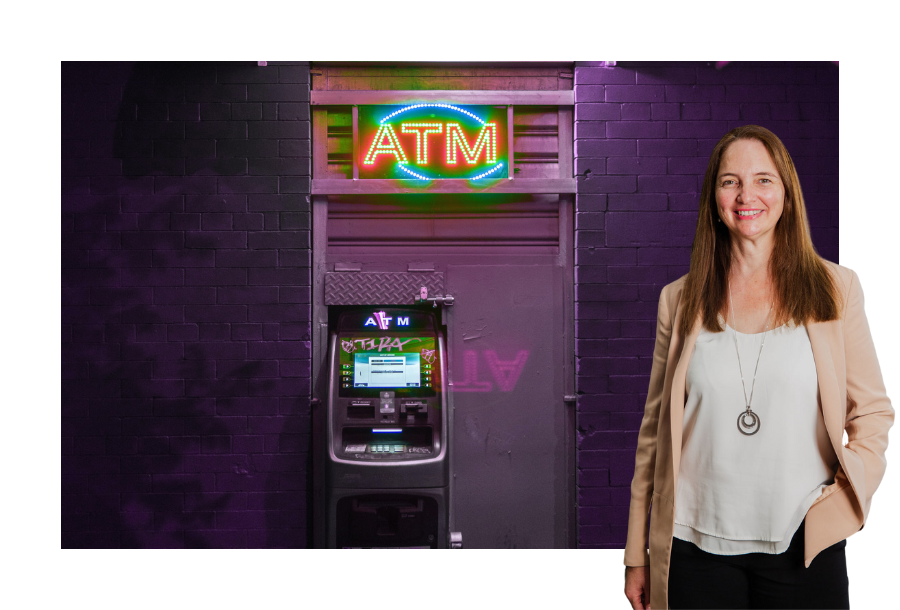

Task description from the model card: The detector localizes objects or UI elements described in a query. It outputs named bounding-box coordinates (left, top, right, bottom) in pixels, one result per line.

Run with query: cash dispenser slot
left=342, top=426, right=433, bottom=457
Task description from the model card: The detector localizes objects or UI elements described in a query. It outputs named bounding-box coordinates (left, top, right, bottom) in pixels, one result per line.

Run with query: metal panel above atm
left=324, top=272, right=445, bottom=305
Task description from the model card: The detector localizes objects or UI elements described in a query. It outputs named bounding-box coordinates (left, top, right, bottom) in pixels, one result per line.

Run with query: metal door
left=447, top=262, right=570, bottom=547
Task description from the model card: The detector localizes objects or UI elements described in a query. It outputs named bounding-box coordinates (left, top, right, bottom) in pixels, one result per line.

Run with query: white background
left=5, top=1, right=895, bottom=608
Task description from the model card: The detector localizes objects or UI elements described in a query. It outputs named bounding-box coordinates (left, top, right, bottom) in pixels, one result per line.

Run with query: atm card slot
left=347, top=405, right=375, bottom=419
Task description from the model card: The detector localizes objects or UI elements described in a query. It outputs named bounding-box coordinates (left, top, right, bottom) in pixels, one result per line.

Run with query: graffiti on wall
left=454, top=350, right=529, bottom=392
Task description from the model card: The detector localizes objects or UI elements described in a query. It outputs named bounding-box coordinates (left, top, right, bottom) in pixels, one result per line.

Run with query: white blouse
left=673, top=319, right=839, bottom=555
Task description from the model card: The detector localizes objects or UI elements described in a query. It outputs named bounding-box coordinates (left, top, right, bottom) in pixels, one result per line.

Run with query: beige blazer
left=624, top=261, right=894, bottom=609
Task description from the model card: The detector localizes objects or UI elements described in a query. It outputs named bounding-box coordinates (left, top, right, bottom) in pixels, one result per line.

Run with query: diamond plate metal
left=324, top=272, right=445, bottom=305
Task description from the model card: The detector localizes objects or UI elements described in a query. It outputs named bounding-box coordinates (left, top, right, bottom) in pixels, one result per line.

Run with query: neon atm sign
left=358, top=104, right=508, bottom=180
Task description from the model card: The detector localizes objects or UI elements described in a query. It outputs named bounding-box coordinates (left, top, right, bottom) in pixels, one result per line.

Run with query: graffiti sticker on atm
left=359, top=104, right=508, bottom=180
left=340, top=336, right=436, bottom=390
left=342, top=336, right=422, bottom=353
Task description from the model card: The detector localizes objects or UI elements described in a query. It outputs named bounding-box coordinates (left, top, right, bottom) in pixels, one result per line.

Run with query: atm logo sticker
left=363, top=312, right=410, bottom=330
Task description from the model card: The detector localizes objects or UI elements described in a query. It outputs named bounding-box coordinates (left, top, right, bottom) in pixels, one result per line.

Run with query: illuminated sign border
left=359, top=103, right=508, bottom=181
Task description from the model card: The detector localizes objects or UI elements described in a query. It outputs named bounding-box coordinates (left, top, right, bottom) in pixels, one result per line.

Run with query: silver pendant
left=737, top=407, right=760, bottom=436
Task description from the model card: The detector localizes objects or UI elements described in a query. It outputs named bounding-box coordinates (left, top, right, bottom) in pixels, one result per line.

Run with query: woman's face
left=715, top=138, right=785, bottom=244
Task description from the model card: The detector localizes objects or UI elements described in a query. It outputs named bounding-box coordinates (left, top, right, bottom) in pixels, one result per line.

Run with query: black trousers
left=668, top=523, right=849, bottom=609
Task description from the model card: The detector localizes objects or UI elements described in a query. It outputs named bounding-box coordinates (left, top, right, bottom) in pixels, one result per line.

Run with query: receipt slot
left=316, top=307, right=450, bottom=548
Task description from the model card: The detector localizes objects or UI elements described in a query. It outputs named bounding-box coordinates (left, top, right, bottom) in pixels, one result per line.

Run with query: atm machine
left=314, top=307, right=451, bottom=548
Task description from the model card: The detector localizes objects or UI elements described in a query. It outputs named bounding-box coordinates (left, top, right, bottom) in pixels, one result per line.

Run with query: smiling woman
left=622, top=125, right=894, bottom=609
left=716, top=139, right=785, bottom=240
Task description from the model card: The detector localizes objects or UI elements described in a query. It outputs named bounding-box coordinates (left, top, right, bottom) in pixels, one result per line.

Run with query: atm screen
left=338, top=335, right=437, bottom=397
left=354, top=353, right=420, bottom=388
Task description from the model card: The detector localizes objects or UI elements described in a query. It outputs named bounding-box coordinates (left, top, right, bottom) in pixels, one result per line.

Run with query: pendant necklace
left=728, top=282, right=773, bottom=436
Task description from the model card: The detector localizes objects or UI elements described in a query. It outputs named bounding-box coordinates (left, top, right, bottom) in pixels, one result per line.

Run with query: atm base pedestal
left=324, top=486, right=449, bottom=549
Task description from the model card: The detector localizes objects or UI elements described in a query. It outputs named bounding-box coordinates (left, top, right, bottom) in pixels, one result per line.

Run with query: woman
left=622, top=125, right=893, bottom=609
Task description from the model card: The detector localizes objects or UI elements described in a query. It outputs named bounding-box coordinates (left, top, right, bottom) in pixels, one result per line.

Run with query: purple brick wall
left=61, top=62, right=311, bottom=548
left=574, top=61, right=839, bottom=548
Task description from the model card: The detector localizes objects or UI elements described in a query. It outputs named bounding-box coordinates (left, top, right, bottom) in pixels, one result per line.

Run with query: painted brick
left=726, top=84, right=786, bottom=103
left=185, top=83, right=246, bottom=103
left=667, top=157, right=708, bottom=176
left=665, top=84, right=726, bottom=103
left=607, top=157, right=667, bottom=176
left=609, top=375, right=651, bottom=394
left=638, top=175, right=697, bottom=194
left=575, top=319, right=620, bottom=338
left=184, top=268, right=247, bottom=286
left=667, top=193, right=699, bottom=212
left=183, top=194, right=247, bottom=213
left=278, top=177, right=311, bottom=194
left=184, top=158, right=247, bottom=176
left=578, top=393, right=643, bottom=413
left=216, top=249, right=277, bottom=268
left=636, top=138, right=697, bottom=157
left=575, top=194, right=607, bottom=212
left=650, top=103, right=679, bottom=121
left=634, top=65, right=697, bottom=85
left=217, top=176, right=278, bottom=194
left=577, top=357, right=639, bottom=376
left=621, top=320, right=655, bottom=338
left=248, top=121, right=308, bottom=141
left=710, top=103, right=740, bottom=120
left=575, top=103, right=620, bottom=121
left=197, top=324, right=232, bottom=341
left=679, top=103, right=711, bottom=120
left=279, top=140, right=311, bottom=157
left=607, top=266, right=669, bottom=284
left=278, top=103, right=310, bottom=121
left=216, top=139, right=278, bottom=159
left=575, top=231, right=606, bottom=249
left=155, top=176, right=217, bottom=194
left=279, top=288, right=311, bottom=304
left=249, top=268, right=310, bottom=287
left=249, top=157, right=309, bottom=176
left=620, top=103, right=651, bottom=120
left=799, top=103, right=838, bottom=121
left=575, top=67, right=635, bottom=85
left=607, top=300, right=663, bottom=320
left=577, top=175, right=636, bottom=194
left=575, top=139, right=636, bottom=157
left=197, top=103, right=230, bottom=121
left=607, top=121, right=666, bottom=139
left=247, top=84, right=309, bottom=102
left=574, top=85, right=605, bottom=104
left=574, top=122, right=607, bottom=141
left=575, top=248, right=637, bottom=266
left=739, top=103, right=771, bottom=121
left=577, top=283, right=638, bottom=302
left=605, top=85, right=665, bottom=103
left=667, top=120, right=730, bottom=139
left=184, top=231, right=246, bottom=249
left=575, top=158, right=606, bottom=177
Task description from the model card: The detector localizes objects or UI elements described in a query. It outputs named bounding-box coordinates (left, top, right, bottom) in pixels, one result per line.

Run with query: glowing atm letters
left=365, top=122, right=497, bottom=166
left=358, top=104, right=508, bottom=180
left=362, top=311, right=409, bottom=330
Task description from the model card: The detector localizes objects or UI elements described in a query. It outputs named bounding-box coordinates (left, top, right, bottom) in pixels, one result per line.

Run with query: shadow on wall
left=62, top=62, right=307, bottom=548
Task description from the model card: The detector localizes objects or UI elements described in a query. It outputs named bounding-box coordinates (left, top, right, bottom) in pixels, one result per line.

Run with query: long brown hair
left=678, top=125, right=842, bottom=338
